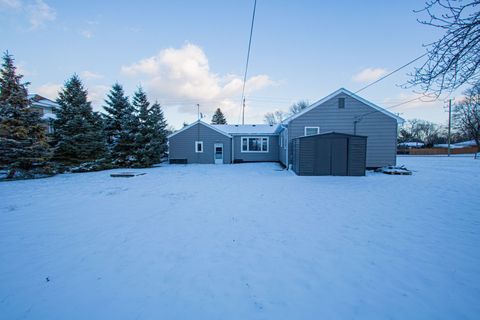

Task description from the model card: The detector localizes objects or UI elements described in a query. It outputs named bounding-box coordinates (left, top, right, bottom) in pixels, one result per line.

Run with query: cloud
left=121, top=43, right=275, bottom=118
left=1, top=0, right=56, bottom=29
left=352, top=68, right=388, bottom=83
left=81, top=70, right=103, bottom=80
left=80, top=30, right=93, bottom=38
left=26, top=0, right=56, bottom=29
left=0, top=0, right=21, bottom=9
left=87, top=85, right=110, bottom=110
left=34, top=82, right=61, bottom=100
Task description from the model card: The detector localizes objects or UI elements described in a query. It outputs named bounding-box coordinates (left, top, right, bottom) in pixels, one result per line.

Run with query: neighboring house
left=28, top=94, right=59, bottom=133
left=398, top=141, right=425, bottom=149
left=168, top=88, right=404, bottom=171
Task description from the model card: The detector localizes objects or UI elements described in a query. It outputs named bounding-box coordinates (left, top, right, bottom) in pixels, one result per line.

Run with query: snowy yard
left=1, top=156, right=479, bottom=319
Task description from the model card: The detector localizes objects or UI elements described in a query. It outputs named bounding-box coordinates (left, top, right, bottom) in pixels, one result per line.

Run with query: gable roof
left=28, top=94, right=59, bottom=108
left=283, top=88, right=405, bottom=125
left=212, top=124, right=279, bottom=135
left=167, top=120, right=232, bottom=139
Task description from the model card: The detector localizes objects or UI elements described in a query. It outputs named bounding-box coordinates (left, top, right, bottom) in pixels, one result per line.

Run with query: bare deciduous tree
left=409, top=0, right=480, bottom=96
left=289, top=100, right=309, bottom=114
left=264, top=110, right=286, bottom=125
left=399, top=118, right=443, bottom=147
left=453, top=84, right=480, bottom=151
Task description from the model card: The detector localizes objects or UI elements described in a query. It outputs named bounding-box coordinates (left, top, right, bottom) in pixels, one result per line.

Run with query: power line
left=354, top=53, right=428, bottom=94
left=240, top=0, right=257, bottom=124
left=354, top=95, right=437, bottom=123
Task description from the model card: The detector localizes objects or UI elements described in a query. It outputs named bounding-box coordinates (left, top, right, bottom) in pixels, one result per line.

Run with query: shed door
left=331, top=138, right=348, bottom=176
left=314, top=139, right=331, bottom=175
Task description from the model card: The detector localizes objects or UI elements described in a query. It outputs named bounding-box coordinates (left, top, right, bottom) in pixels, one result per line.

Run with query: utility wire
left=354, top=53, right=428, bottom=94
left=239, top=0, right=257, bottom=124
left=355, top=95, right=437, bottom=121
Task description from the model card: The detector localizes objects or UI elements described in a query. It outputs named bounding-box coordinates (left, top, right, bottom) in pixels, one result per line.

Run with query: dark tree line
left=0, top=52, right=169, bottom=179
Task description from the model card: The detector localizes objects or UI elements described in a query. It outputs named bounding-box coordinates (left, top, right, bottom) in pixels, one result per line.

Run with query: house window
left=338, top=97, right=345, bottom=109
left=195, top=141, right=203, bottom=153
left=304, top=127, right=319, bottom=136
left=241, top=137, right=269, bottom=152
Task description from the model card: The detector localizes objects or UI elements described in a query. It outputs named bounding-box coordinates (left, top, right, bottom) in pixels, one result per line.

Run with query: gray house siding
left=287, top=93, right=398, bottom=168
left=169, top=123, right=232, bottom=164
left=232, top=135, right=279, bottom=162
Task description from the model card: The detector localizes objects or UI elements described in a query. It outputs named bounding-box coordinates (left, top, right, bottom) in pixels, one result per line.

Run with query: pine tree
left=0, top=51, right=51, bottom=178
left=103, top=83, right=137, bottom=166
left=131, top=87, right=168, bottom=167
left=211, top=108, right=227, bottom=124
left=53, top=75, right=106, bottom=166
left=147, top=101, right=168, bottom=163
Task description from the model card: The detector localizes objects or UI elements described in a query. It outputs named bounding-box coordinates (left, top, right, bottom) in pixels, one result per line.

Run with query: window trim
left=240, top=136, right=269, bottom=153
left=195, top=141, right=203, bottom=153
left=304, top=126, right=320, bottom=136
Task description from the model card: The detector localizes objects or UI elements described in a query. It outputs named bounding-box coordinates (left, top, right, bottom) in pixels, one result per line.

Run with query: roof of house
left=282, top=88, right=405, bottom=125
left=28, top=94, right=59, bottom=108
left=167, top=120, right=232, bottom=139
left=212, top=124, right=279, bottom=135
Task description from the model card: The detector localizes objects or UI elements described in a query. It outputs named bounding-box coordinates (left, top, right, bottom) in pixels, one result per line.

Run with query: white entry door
left=214, top=143, right=224, bottom=164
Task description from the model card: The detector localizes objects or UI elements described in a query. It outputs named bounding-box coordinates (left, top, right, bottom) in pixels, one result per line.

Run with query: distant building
left=28, top=94, right=59, bottom=133
left=398, top=141, right=425, bottom=149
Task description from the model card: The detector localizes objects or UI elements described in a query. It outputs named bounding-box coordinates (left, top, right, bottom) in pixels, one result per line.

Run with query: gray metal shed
left=292, top=132, right=367, bottom=176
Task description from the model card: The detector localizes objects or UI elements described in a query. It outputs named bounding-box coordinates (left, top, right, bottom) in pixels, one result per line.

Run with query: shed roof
left=212, top=124, right=279, bottom=135
left=293, top=131, right=367, bottom=140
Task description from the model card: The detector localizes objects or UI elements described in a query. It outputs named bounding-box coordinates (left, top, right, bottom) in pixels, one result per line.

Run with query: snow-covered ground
left=1, top=156, right=479, bottom=319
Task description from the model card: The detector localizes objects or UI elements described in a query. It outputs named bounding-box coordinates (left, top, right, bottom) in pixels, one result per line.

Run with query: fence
left=399, top=147, right=478, bottom=155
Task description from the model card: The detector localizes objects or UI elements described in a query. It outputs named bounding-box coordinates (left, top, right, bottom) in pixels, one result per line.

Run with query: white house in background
left=28, top=94, right=59, bottom=133
left=398, top=141, right=425, bottom=149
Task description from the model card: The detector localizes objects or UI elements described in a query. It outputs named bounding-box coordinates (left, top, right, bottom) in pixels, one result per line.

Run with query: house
left=28, top=94, right=59, bottom=133
left=168, top=122, right=278, bottom=164
left=278, top=88, right=404, bottom=169
left=168, top=88, right=404, bottom=172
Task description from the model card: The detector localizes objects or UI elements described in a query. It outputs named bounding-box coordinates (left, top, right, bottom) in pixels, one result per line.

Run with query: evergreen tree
left=131, top=87, right=168, bottom=167
left=147, top=101, right=168, bottom=162
left=53, top=75, right=106, bottom=166
left=103, top=83, right=137, bottom=166
left=0, top=51, right=51, bottom=178
left=211, top=108, right=227, bottom=124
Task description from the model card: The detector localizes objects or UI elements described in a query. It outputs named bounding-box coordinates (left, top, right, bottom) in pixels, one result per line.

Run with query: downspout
left=231, top=136, right=234, bottom=164
left=285, top=127, right=289, bottom=169
left=353, top=116, right=362, bottom=135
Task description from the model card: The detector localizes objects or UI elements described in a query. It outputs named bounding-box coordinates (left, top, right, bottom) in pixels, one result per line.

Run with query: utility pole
left=242, top=98, right=246, bottom=125
left=447, top=99, right=452, bottom=157
left=197, top=104, right=200, bottom=121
